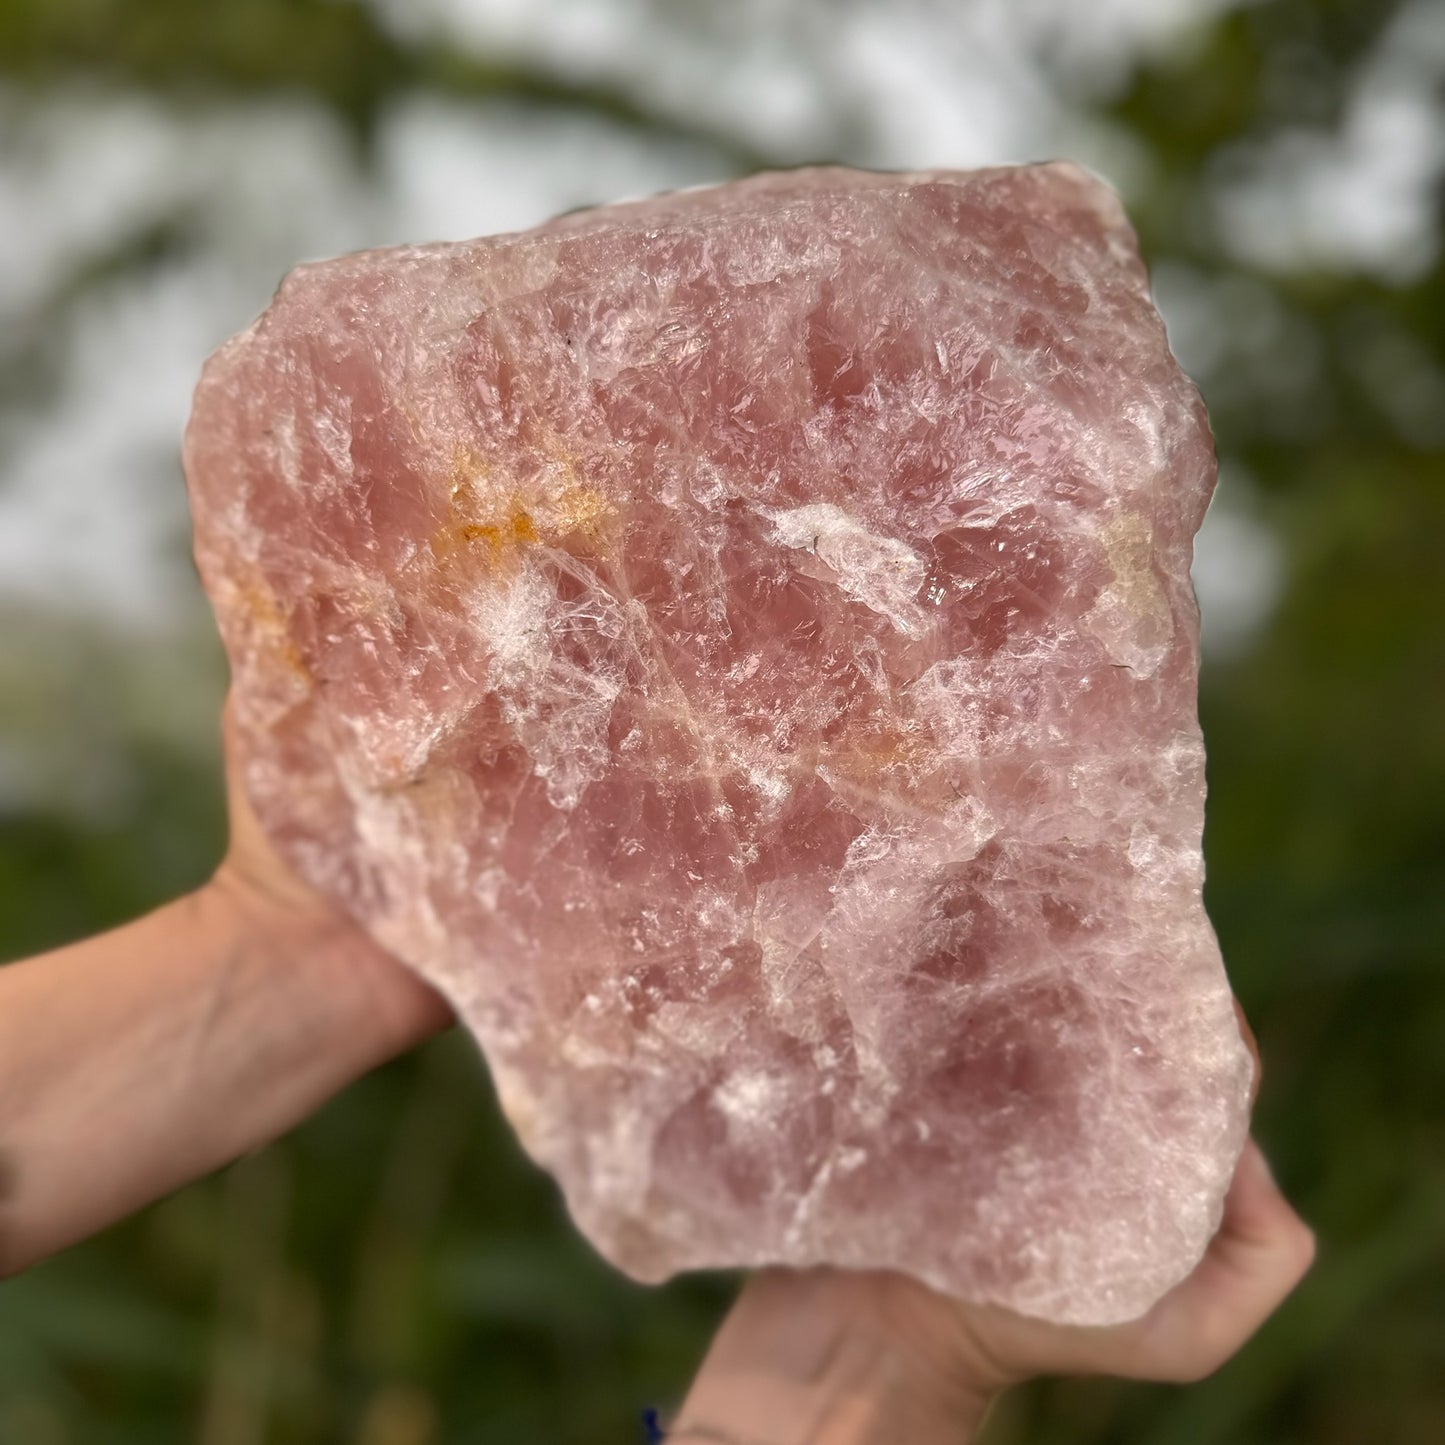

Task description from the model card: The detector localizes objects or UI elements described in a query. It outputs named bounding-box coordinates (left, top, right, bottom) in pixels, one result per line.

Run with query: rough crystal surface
left=185, top=164, right=1254, bottom=1325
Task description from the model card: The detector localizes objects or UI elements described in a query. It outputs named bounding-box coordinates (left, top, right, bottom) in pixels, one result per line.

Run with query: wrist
left=0, top=857, right=447, bottom=1276
left=0, top=881, right=373, bottom=1273
left=181, top=876, right=395, bottom=1128
left=205, top=856, right=451, bottom=1062
left=162, top=872, right=446, bottom=1181
left=673, top=1269, right=998, bottom=1445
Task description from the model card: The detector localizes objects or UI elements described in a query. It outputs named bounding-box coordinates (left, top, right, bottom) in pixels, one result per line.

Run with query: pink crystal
left=185, top=164, right=1253, bottom=1325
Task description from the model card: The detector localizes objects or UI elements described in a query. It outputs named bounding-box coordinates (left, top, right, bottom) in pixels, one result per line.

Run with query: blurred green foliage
left=1, top=0, right=1442, bottom=1440
left=0, top=0, right=775, bottom=166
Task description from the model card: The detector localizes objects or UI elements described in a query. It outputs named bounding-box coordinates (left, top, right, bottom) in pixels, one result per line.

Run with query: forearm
left=0, top=879, right=418, bottom=1274
left=671, top=1270, right=996, bottom=1445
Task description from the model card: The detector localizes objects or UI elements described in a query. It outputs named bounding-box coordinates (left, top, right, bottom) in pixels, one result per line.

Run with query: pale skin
left=0, top=709, right=1315, bottom=1441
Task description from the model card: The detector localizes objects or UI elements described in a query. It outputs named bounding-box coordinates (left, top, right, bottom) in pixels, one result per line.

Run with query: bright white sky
left=0, top=0, right=1437, bottom=650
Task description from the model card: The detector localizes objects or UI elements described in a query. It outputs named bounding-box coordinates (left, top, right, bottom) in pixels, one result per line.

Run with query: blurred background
left=1, top=0, right=1442, bottom=1440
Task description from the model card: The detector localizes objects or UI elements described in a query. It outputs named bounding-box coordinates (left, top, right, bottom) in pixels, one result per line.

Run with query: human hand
left=211, top=698, right=453, bottom=1053
left=672, top=1008, right=1314, bottom=1444
left=0, top=699, right=453, bottom=1275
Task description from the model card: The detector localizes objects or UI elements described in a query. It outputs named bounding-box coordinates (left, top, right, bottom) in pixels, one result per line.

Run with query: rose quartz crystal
left=185, top=164, right=1253, bottom=1325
